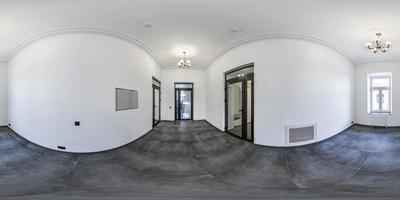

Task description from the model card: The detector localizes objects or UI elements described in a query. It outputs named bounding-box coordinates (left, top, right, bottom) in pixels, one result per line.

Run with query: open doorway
left=175, top=83, right=193, bottom=120
left=224, top=64, right=254, bottom=141
left=152, top=77, right=161, bottom=127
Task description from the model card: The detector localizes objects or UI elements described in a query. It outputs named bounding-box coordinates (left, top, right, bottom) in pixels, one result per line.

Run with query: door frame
left=174, top=82, right=194, bottom=120
left=224, top=63, right=254, bottom=142
left=152, top=77, right=161, bottom=127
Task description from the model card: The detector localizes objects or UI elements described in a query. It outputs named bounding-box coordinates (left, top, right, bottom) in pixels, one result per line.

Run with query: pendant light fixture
left=365, top=32, right=393, bottom=53
left=177, top=51, right=191, bottom=69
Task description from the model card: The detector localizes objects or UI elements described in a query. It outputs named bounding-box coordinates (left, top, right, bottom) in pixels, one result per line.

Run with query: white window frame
left=367, top=73, right=392, bottom=114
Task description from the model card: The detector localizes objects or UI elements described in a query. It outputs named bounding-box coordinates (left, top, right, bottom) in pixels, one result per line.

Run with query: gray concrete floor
left=1, top=121, right=400, bottom=199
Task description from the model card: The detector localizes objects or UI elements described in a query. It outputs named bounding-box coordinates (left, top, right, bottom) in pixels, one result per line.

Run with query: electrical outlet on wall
left=57, top=146, right=66, bottom=150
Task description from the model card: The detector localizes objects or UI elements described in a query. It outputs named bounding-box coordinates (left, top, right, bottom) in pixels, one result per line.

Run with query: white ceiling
left=1, top=0, right=400, bottom=68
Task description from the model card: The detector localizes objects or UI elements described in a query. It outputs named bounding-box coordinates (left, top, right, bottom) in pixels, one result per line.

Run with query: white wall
left=0, top=62, right=7, bottom=126
left=355, top=62, right=400, bottom=126
left=161, top=69, right=206, bottom=120
left=206, top=38, right=354, bottom=146
left=8, top=33, right=161, bottom=153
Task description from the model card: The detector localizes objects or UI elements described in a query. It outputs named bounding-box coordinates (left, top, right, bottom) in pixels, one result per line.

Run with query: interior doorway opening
left=224, top=64, right=254, bottom=142
left=175, top=83, right=193, bottom=120
left=152, top=77, right=161, bottom=127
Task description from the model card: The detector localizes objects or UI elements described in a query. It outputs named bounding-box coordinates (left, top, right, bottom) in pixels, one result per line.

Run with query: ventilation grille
left=286, top=124, right=316, bottom=144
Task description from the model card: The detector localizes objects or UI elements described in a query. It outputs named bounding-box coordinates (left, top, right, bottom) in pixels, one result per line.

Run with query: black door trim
left=175, top=82, right=194, bottom=120
left=152, top=77, right=161, bottom=127
left=224, top=63, right=254, bottom=142
left=224, top=62, right=254, bottom=75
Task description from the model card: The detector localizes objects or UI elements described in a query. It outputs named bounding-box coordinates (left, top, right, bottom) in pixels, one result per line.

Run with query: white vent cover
left=286, top=123, right=317, bottom=145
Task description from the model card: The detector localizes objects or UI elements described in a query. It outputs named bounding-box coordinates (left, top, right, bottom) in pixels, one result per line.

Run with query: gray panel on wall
left=116, top=88, right=138, bottom=111
left=288, top=126, right=315, bottom=143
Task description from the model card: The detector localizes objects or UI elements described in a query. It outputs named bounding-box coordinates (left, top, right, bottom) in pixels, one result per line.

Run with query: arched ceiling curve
left=1, top=0, right=400, bottom=68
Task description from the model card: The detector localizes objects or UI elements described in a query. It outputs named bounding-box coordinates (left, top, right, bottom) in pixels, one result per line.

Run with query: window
left=175, top=83, right=193, bottom=89
left=368, top=73, right=392, bottom=114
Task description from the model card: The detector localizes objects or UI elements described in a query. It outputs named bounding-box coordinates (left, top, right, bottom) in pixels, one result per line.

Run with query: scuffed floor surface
left=1, top=121, right=400, bottom=199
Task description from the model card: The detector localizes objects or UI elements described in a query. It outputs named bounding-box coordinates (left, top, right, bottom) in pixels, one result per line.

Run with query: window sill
left=368, top=112, right=392, bottom=115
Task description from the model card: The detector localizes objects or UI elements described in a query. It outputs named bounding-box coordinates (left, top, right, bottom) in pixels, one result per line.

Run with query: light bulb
left=365, top=42, right=373, bottom=49
left=385, top=41, right=392, bottom=48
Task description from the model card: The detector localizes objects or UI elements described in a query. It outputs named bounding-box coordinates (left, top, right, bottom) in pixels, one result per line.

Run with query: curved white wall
left=355, top=62, right=400, bottom=126
left=8, top=33, right=161, bottom=152
left=206, top=38, right=354, bottom=146
left=0, top=62, right=7, bottom=126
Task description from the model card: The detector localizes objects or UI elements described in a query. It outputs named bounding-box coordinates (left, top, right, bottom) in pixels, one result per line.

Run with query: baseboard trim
left=354, top=123, right=400, bottom=129
left=161, top=119, right=209, bottom=122
left=253, top=122, right=356, bottom=148
left=202, top=120, right=224, bottom=131
left=202, top=120, right=357, bottom=148
left=4, top=124, right=156, bottom=154
left=307, top=123, right=355, bottom=146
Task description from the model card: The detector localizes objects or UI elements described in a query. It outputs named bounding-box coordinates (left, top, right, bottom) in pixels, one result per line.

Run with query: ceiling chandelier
left=177, top=51, right=191, bottom=69
left=365, top=32, right=392, bottom=53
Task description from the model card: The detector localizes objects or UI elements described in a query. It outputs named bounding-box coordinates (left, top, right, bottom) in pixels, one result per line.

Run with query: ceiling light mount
left=177, top=51, right=191, bottom=69
left=365, top=32, right=392, bottom=54
left=230, top=28, right=244, bottom=33
left=138, top=22, right=152, bottom=29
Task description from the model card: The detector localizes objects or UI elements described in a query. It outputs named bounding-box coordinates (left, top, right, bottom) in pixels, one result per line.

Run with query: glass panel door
left=180, top=90, right=192, bottom=120
left=154, top=88, right=160, bottom=124
left=227, top=81, right=243, bottom=137
left=246, top=79, right=253, bottom=141
left=225, top=64, right=254, bottom=142
left=175, top=84, right=193, bottom=120
left=152, top=77, right=161, bottom=127
left=153, top=85, right=161, bottom=127
left=176, top=90, right=179, bottom=119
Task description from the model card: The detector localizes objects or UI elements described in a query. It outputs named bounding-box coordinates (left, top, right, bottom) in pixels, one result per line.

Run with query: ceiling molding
left=205, top=33, right=356, bottom=67
left=2, top=30, right=357, bottom=68
left=1, top=27, right=162, bottom=65
left=355, top=59, right=400, bottom=67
